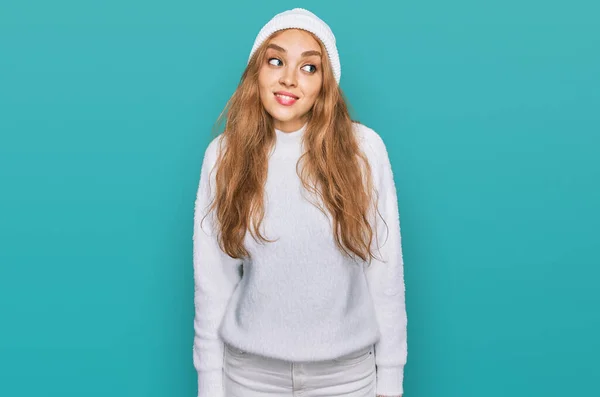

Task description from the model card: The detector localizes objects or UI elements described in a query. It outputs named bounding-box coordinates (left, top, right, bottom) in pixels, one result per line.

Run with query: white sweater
left=192, top=122, right=407, bottom=397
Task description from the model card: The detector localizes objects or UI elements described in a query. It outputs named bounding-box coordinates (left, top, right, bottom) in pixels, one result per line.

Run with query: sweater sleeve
left=192, top=136, right=243, bottom=397
left=364, top=132, right=408, bottom=396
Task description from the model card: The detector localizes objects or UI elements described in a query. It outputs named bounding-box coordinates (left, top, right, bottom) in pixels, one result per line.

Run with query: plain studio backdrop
left=0, top=1, right=598, bottom=396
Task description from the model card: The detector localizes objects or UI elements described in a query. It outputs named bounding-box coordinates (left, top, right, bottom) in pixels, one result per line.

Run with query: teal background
left=1, top=0, right=598, bottom=396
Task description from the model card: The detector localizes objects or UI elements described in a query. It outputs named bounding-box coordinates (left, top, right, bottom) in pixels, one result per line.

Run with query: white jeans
left=223, top=343, right=376, bottom=397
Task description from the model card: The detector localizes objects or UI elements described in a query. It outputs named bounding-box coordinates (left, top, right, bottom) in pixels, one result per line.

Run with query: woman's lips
left=274, top=93, right=298, bottom=106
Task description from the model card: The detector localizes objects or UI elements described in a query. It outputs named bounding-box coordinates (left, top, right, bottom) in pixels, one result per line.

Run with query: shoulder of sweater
left=352, top=121, right=390, bottom=163
left=202, top=126, right=390, bottom=167
left=202, top=133, right=226, bottom=169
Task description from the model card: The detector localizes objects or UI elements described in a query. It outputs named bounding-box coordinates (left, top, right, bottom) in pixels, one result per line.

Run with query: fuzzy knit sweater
left=192, top=122, right=407, bottom=397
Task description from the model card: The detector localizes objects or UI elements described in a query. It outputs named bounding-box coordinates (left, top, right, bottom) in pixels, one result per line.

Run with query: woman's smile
left=274, top=92, right=299, bottom=106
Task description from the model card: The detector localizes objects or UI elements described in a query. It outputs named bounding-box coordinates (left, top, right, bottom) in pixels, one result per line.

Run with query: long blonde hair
left=203, top=30, right=386, bottom=264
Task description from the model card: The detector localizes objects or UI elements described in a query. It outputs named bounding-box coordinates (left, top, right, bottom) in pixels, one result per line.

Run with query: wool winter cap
left=247, top=8, right=341, bottom=84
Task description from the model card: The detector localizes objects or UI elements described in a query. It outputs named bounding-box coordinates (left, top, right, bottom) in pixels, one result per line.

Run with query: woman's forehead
left=267, top=29, right=321, bottom=53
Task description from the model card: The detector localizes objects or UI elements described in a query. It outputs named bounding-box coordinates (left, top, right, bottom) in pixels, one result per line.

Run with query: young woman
left=192, top=8, right=407, bottom=397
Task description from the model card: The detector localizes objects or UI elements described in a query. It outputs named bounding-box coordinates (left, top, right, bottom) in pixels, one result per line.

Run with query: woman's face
left=258, top=29, right=324, bottom=133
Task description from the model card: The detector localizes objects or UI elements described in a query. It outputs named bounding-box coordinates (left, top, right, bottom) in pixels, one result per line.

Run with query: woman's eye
left=302, top=64, right=317, bottom=73
left=268, top=58, right=317, bottom=74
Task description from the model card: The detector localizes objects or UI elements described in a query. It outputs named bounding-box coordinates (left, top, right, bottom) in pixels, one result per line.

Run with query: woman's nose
left=279, top=67, right=297, bottom=87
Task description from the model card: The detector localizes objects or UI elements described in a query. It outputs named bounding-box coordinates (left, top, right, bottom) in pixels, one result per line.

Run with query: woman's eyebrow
left=267, top=43, right=321, bottom=58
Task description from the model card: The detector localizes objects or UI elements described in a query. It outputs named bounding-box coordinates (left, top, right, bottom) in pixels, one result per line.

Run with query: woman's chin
left=269, top=110, right=302, bottom=124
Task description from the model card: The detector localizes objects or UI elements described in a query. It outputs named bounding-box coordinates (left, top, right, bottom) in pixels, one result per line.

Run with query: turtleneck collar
left=275, top=122, right=308, bottom=141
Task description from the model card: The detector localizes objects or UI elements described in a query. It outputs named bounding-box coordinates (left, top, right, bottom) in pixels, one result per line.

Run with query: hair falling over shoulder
left=202, top=31, right=387, bottom=265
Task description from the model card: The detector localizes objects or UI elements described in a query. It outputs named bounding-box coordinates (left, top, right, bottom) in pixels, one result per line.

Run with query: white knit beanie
left=247, top=8, right=341, bottom=84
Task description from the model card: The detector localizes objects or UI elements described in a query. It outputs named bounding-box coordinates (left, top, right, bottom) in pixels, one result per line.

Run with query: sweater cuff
left=376, top=365, right=405, bottom=396
left=197, top=369, right=224, bottom=397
